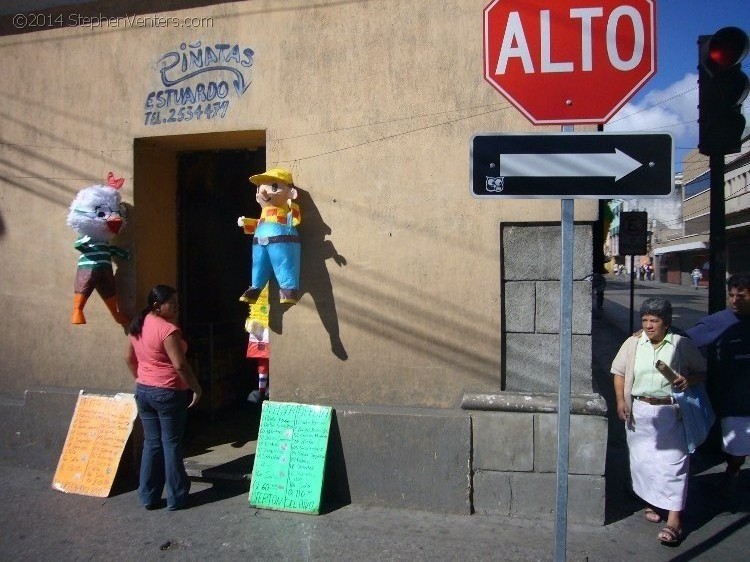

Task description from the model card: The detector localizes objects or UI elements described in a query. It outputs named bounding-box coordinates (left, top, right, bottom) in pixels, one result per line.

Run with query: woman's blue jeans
left=135, top=383, right=191, bottom=510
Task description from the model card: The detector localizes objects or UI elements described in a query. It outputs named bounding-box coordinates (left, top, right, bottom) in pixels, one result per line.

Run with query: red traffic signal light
left=698, top=27, right=750, bottom=156
left=704, top=27, right=749, bottom=72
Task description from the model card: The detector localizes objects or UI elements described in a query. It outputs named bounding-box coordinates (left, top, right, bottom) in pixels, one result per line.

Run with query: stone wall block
left=534, top=414, right=608, bottom=475
left=504, top=282, right=536, bottom=333
left=474, top=471, right=605, bottom=525
left=472, top=412, right=533, bottom=472
left=535, top=281, right=592, bottom=335
left=504, top=334, right=592, bottom=393
left=502, top=225, right=593, bottom=281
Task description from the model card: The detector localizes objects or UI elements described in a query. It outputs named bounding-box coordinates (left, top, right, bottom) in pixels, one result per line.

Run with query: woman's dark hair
left=640, top=297, right=672, bottom=326
left=128, top=284, right=177, bottom=338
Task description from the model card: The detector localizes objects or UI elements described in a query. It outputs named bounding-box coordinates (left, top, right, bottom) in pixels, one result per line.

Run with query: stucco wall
left=0, top=0, right=597, bottom=404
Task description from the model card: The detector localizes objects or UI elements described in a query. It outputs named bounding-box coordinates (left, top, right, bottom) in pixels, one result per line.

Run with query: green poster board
left=249, top=401, right=332, bottom=514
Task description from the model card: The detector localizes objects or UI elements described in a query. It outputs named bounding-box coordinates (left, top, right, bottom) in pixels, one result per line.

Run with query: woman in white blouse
left=611, top=297, right=706, bottom=546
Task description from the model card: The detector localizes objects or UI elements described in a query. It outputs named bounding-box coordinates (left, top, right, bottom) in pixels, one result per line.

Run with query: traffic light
left=698, top=27, right=750, bottom=156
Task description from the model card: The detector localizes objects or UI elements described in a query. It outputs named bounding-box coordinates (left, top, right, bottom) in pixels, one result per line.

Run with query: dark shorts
left=74, top=266, right=116, bottom=298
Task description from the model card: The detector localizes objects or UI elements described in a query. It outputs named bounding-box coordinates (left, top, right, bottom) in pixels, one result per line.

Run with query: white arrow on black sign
left=498, top=149, right=642, bottom=181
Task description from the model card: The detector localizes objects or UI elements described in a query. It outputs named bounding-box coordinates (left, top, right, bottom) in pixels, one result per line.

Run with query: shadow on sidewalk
left=591, top=308, right=637, bottom=524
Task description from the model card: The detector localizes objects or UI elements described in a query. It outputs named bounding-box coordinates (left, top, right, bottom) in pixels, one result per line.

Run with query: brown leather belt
left=634, top=396, right=674, bottom=405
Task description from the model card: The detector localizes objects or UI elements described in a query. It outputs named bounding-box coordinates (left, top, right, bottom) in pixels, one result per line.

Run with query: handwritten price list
left=52, top=393, right=137, bottom=497
left=249, top=401, right=332, bottom=514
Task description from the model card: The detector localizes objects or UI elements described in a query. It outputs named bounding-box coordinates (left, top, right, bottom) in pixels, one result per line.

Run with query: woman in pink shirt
left=125, top=285, right=202, bottom=510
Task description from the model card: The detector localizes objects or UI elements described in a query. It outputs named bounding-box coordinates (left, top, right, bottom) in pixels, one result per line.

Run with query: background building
left=653, top=132, right=750, bottom=285
left=605, top=176, right=683, bottom=276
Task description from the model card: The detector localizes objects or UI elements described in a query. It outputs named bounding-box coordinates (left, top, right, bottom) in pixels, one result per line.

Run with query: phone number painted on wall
left=144, top=41, right=253, bottom=127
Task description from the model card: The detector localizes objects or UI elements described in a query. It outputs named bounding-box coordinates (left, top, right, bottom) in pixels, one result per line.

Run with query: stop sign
left=483, top=0, right=656, bottom=125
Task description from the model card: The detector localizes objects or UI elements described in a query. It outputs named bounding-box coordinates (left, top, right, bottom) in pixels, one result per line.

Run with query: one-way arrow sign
left=471, top=133, right=674, bottom=198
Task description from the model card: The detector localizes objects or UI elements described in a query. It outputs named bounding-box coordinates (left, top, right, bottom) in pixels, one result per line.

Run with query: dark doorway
left=176, top=148, right=264, bottom=416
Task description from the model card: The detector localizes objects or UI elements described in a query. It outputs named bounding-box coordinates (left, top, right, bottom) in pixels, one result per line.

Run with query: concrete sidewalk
left=598, top=277, right=709, bottom=335
left=2, top=280, right=749, bottom=561
left=1, top=460, right=749, bottom=561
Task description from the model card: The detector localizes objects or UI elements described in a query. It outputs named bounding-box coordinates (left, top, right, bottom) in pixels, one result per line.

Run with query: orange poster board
left=52, top=392, right=138, bottom=497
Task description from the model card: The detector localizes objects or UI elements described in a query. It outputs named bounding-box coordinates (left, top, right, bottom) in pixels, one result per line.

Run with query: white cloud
left=605, top=73, right=699, bottom=152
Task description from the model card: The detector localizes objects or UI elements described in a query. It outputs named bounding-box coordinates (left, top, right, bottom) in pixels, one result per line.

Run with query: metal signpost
left=619, top=211, right=649, bottom=333
left=471, top=133, right=671, bottom=560
left=481, top=1, right=658, bottom=557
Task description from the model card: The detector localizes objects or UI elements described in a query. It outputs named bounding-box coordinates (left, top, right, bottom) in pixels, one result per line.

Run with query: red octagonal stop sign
left=484, top=0, right=656, bottom=125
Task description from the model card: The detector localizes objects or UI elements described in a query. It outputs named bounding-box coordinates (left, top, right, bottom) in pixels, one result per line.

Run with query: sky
left=605, top=1, right=750, bottom=171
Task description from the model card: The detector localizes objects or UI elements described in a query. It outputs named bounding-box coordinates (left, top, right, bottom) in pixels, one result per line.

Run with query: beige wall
left=0, top=1, right=596, bottom=404
left=683, top=192, right=709, bottom=223
left=682, top=150, right=709, bottom=184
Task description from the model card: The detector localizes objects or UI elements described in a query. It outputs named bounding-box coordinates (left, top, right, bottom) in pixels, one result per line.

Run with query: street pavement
left=2, top=277, right=750, bottom=561
left=597, top=276, right=709, bottom=335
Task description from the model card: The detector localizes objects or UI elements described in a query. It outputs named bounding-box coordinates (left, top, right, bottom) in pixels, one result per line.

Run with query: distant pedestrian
left=691, top=268, right=703, bottom=289
left=687, top=273, right=750, bottom=481
left=611, top=297, right=706, bottom=546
